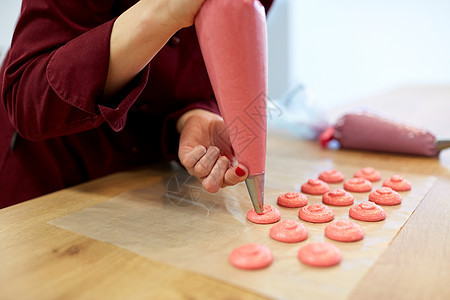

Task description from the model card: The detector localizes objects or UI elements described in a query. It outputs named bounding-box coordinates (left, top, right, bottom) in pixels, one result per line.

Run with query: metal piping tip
left=245, top=173, right=265, bottom=214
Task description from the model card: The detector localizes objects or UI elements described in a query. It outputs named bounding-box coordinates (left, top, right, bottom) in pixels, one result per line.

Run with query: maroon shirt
left=0, top=0, right=273, bottom=208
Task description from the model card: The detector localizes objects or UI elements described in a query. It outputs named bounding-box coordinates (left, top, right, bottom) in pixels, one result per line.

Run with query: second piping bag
left=195, top=0, right=268, bottom=213
left=319, top=110, right=450, bottom=157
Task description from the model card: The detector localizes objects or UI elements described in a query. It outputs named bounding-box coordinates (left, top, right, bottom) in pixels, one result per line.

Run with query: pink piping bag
left=196, top=0, right=268, bottom=213
left=319, top=110, right=450, bottom=157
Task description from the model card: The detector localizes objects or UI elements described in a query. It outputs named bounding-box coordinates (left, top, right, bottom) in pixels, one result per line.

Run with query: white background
left=267, top=0, right=450, bottom=107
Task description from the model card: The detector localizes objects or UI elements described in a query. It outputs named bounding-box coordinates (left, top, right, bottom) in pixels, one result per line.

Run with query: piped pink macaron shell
left=369, top=187, right=402, bottom=205
left=247, top=205, right=281, bottom=224
left=269, top=220, right=308, bottom=243
left=349, top=202, right=386, bottom=222
left=298, top=242, right=342, bottom=267
left=325, top=220, right=364, bottom=242
left=382, top=175, right=412, bottom=191
left=298, top=203, right=334, bottom=223
left=354, top=167, right=381, bottom=182
left=229, top=244, right=273, bottom=270
left=322, top=189, right=354, bottom=206
left=343, top=177, right=372, bottom=192
left=318, top=169, right=345, bottom=183
left=277, top=192, right=308, bottom=208
left=301, top=179, right=330, bottom=195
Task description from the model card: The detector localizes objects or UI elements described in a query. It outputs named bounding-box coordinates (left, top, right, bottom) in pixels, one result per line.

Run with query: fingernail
left=195, top=145, right=206, bottom=153
left=235, top=166, right=246, bottom=177
left=221, top=154, right=229, bottom=159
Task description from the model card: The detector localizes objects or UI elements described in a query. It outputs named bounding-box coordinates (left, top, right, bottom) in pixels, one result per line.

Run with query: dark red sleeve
left=1, top=0, right=146, bottom=141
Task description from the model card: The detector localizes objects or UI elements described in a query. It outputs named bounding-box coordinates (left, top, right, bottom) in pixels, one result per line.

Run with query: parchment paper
left=49, top=156, right=436, bottom=300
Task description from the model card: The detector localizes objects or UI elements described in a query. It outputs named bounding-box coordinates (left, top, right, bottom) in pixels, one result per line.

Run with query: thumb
left=223, top=164, right=248, bottom=187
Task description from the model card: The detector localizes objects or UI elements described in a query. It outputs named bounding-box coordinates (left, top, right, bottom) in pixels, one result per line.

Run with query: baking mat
left=49, top=156, right=436, bottom=299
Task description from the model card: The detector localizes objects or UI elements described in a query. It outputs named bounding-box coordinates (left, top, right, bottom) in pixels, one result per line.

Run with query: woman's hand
left=177, top=109, right=249, bottom=193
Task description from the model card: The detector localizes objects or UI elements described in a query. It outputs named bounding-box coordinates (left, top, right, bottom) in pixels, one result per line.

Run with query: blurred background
left=267, top=0, right=450, bottom=106
left=0, top=1, right=21, bottom=62
left=1, top=0, right=449, bottom=133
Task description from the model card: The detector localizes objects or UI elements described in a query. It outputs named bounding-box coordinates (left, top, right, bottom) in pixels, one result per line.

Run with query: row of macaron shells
left=294, top=168, right=411, bottom=222
left=229, top=168, right=412, bottom=270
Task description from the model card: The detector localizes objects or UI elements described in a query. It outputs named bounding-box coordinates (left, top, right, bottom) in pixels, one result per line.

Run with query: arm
left=104, top=0, right=205, bottom=97
left=1, top=0, right=204, bottom=141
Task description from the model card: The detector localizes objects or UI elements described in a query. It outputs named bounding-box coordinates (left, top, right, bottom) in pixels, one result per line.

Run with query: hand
left=177, top=109, right=249, bottom=193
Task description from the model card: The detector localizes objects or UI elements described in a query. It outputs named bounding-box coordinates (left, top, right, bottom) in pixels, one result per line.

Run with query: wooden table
left=1, top=86, right=449, bottom=300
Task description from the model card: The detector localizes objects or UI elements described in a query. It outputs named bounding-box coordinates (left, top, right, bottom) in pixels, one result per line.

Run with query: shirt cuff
left=47, top=20, right=114, bottom=114
left=47, top=18, right=150, bottom=132
left=98, top=67, right=150, bottom=131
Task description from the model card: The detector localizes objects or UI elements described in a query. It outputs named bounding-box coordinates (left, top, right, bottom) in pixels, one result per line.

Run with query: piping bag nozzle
left=245, top=173, right=265, bottom=214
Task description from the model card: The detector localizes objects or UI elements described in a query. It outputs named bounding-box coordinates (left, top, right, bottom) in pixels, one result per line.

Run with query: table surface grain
left=1, top=86, right=449, bottom=300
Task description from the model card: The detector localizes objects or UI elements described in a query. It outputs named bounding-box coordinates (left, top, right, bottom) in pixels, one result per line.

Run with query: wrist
left=140, top=0, right=196, bottom=32
left=138, top=0, right=182, bottom=38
